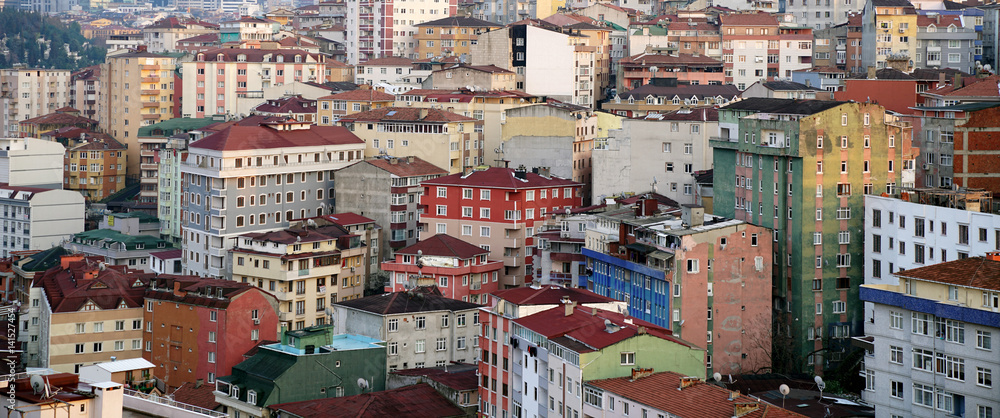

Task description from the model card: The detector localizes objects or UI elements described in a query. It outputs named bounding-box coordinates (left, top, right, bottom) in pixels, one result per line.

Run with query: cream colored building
left=101, top=50, right=177, bottom=179
left=230, top=220, right=372, bottom=331
left=0, top=68, right=72, bottom=137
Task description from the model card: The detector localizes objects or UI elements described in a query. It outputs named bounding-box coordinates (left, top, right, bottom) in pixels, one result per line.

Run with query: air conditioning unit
left=406, top=101, right=413, bottom=106
left=253, top=318, right=260, bottom=325
left=922, top=164, right=931, bottom=170
left=351, top=267, right=356, bottom=272
left=899, top=28, right=905, bottom=33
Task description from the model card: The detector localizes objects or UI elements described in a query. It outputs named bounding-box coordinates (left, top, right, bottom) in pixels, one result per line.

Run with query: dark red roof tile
left=395, top=234, right=489, bottom=258
left=492, top=285, right=617, bottom=305
left=269, top=383, right=466, bottom=417
left=362, top=156, right=449, bottom=177
left=420, top=167, right=582, bottom=189
left=514, top=305, right=693, bottom=351
left=337, top=107, right=474, bottom=123
left=189, top=123, right=362, bottom=151
left=895, top=256, right=1000, bottom=291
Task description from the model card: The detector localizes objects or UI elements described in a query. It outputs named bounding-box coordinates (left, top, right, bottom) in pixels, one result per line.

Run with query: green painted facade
left=711, top=100, right=909, bottom=372
left=580, top=334, right=706, bottom=380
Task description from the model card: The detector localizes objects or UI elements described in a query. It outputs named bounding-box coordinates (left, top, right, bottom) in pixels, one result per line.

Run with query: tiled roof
left=759, top=81, right=819, bottom=91
left=69, top=137, right=127, bottom=151
left=358, top=56, right=413, bottom=66
left=196, top=48, right=321, bottom=63
left=620, top=53, right=721, bottom=66
left=33, top=256, right=152, bottom=313
left=189, top=123, right=363, bottom=151
left=239, top=223, right=353, bottom=245
left=421, top=167, right=582, bottom=189
left=719, top=12, right=778, bottom=26
left=587, top=371, right=808, bottom=418
left=909, top=67, right=968, bottom=80
left=436, top=64, right=514, bottom=74
left=492, top=285, right=617, bottom=305
left=923, top=75, right=1000, bottom=98
left=415, top=15, right=502, bottom=27
left=390, top=363, right=478, bottom=390
left=320, top=212, right=376, bottom=226
left=269, top=383, right=467, bottom=418
left=362, top=156, right=449, bottom=177
left=176, top=33, right=219, bottom=43
left=693, top=169, right=713, bottom=185
left=20, top=111, right=98, bottom=127
left=318, top=89, right=395, bottom=101
left=895, top=256, right=1000, bottom=291
left=336, top=107, right=474, bottom=123
left=872, top=0, right=914, bottom=7
left=172, top=381, right=221, bottom=411
left=253, top=95, right=317, bottom=115
left=150, top=249, right=182, bottom=260
left=277, top=36, right=318, bottom=48
left=617, top=83, right=741, bottom=100
left=395, top=234, right=489, bottom=259
left=145, top=275, right=265, bottom=308
left=335, top=290, right=480, bottom=315
left=917, top=14, right=963, bottom=27
left=514, top=305, right=692, bottom=352
left=720, top=98, right=847, bottom=115
left=222, top=16, right=277, bottom=24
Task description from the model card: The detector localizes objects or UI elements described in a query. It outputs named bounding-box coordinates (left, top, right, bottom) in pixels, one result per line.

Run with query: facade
left=181, top=49, right=328, bottom=119
left=617, top=52, right=725, bottom=91
left=337, top=107, right=482, bottom=174
left=101, top=49, right=177, bottom=179
left=859, top=256, right=1000, bottom=418
left=214, top=326, right=386, bottom=418
left=531, top=215, right=588, bottom=287
left=381, top=234, right=503, bottom=302
left=18, top=108, right=98, bottom=138
left=64, top=138, right=128, bottom=201
left=584, top=202, right=774, bottom=375
left=69, top=66, right=102, bottom=122
left=418, top=167, right=582, bottom=287
left=333, top=156, right=447, bottom=257
left=914, top=14, right=978, bottom=74
left=390, top=0, right=460, bottom=60
left=229, top=217, right=374, bottom=330
left=785, top=0, right=863, bottom=30
left=136, top=117, right=219, bottom=207
left=592, top=109, right=718, bottom=205
left=251, top=95, right=318, bottom=123
left=316, top=88, right=395, bottom=125
left=63, top=229, right=173, bottom=272
left=913, top=85, right=1000, bottom=189
left=0, top=184, right=84, bottom=257
left=332, top=290, right=481, bottom=370
left=429, top=65, right=517, bottom=91
left=602, top=82, right=741, bottom=118
left=144, top=275, right=280, bottom=389
left=0, top=68, right=72, bottom=138
left=353, top=57, right=427, bottom=88
left=471, top=0, right=564, bottom=25
left=142, top=18, right=219, bottom=54
left=218, top=17, right=278, bottom=42
left=268, top=382, right=467, bottom=417
left=149, top=249, right=183, bottom=275
left=180, top=117, right=365, bottom=278
left=0, top=137, right=65, bottom=189
left=861, top=0, right=919, bottom=71
left=720, top=13, right=779, bottom=91
left=344, top=0, right=394, bottom=64
left=627, top=21, right=723, bottom=60
left=27, top=255, right=149, bottom=373
left=413, top=16, right=502, bottom=61
left=954, top=104, right=1000, bottom=194
left=710, top=98, right=914, bottom=373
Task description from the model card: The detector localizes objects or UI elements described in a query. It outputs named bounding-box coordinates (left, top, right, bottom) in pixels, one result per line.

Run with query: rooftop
left=492, top=285, right=618, bottom=305
left=195, top=48, right=320, bottom=63
left=33, top=255, right=151, bottom=313
left=239, top=223, right=356, bottom=245
left=758, top=81, right=820, bottom=91
left=616, top=83, right=741, bottom=100
left=145, top=275, right=264, bottom=308
left=719, top=12, right=779, bottom=26
left=361, top=156, right=449, bottom=178
left=268, top=383, right=466, bottom=418
left=620, top=52, right=722, bottom=66
left=253, top=95, right=317, bottom=115
left=359, top=56, right=413, bottom=66
left=70, top=229, right=173, bottom=251
left=88, top=358, right=154, bottom=373
left=390, top=363, right=478, bottom=391
left=189, top=121, right=363, bottom=152
left=335, top=290, right=480, bottom=315
left=318, top=88, right=395, bottom=101
left=395, top=234, right=489, bottom=259
left=414, top=15, right=502, bottom=27
left=514, top=305, right=691, bottom=352
left=720, top=97, right=847, bottom=115
left=337, top=107, right=475, bottom=123
left=421, top=167, right=582, bottom=189
left=895, top=256, right=1000, bottom=291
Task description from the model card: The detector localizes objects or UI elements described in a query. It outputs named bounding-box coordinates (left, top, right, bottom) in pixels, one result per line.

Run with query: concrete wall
left=501, top=136, right=573, bottom=179
left=525, top=26, right=574, bottom=103
left=334, top=161, right=394, bottom=258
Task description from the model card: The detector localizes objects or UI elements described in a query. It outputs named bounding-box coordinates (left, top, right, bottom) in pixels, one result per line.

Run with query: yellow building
left=863, top=0, right=918, bottom=70
left=27, top=255, right=148, bottom=373
left=316, top=87, right=395, bottom=125
left=265, top=9, right=295, bottom=26
left=101, top=48, right=176, bottom=180
left=414, top=16, right=502, bottom=61
left=338, top=107, right=484, bottom=174
left=64, top=137, right=128, bottom=201
left=230, top=217, right=375, bottom=331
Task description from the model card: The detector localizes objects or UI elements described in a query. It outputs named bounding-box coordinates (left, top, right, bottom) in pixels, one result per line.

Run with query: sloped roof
left=33, top=256, right=152, bottom=313
left=335, top=290, right=480, bottom=315
left=492, top=285, right=617, bottom=305
left=719, top=12, right=778, bottom=26
left=196, top=48, right=320, bottom=63
left=720, top=97, right=847, bottom=115
left=71, top=229, right=172, bottom=251
left=172, top=381, right=221, bottom=411
left=390, top=363, right=478, bottom=391
left=336, top=107, right=474, bottom=123
left=588, top=371, right=807, bottom=418
left=618, top=83, right=741, bottom=100
left=269, top=383, right=466, bottom=418
left=321, top=213, right=376, bottom=227
left=239, top=223, right=354, bottom=245
left=514, top=305, right=693, bottom=352
left=922, top=75, right=1000, bottom=98
left=177, top=33, right=219, bottom=43
left=395, top=234, right=488, bottom=259
left=69, top=137, right=127, bottom=151
left=253, top=95, right=316, bottom=115
left=20, top=111, right=98, bottom=127
left=359, top=56, right=413, bottom=66
left=917, top=14, right=963, bottom=27
left=145, top=275, right=265, bottom=308
left=872, top=0, right=914, bottom=7
left=759, top=81, right=820, bottom=91
left=620, top=53, right=722, bottom=66
left=420, top=167, right=582, bottom=189
left=415, top=15, right=501, bottom=27
left=318, top=89, right=395, bottom=101
left=362, top=156, right=449, bottom=177
left=435, top=64, right=514, bottom=74
left=189, top=123, right=363, bottom=152
left=895, top=256, right=1000, bottom=291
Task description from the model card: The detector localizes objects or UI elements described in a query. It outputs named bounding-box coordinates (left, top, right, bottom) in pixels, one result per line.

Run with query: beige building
left=230, top=217, right=375, bottom=331
left=0, top=68, right=72, bottom=137
left=316, top=88, right=395, bottom=125
left=26, top=254, right=149, bottom=373
left=142, top=18, right=219, bottom=54
left=429, top=65, right=516, bottom=91
left=101, top=49, right=177, bottom=179
left=338, top=107, right=483, bottom=174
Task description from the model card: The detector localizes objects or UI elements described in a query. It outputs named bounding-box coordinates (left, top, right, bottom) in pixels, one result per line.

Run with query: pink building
left=382, top=234, right=502, bottom=303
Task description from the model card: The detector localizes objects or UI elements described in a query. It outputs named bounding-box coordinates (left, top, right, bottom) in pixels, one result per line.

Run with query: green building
left=215, top=325, right=387, bottom=418
left=710, top=98, right=913, bottom=374
left=63, top=229, right=174, bottom=271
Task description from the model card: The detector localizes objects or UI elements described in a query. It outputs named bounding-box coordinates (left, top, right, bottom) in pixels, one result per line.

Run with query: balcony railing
left=123, top=388, right=227, bottom=418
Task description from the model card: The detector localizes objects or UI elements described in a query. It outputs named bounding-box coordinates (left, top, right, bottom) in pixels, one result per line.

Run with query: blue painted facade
left=583, top=248, right=671, bottom=328
left=861, top=286, right=1000, bottom=328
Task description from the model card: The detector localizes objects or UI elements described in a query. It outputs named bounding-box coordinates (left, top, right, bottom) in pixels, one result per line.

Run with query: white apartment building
left=0, top=69, right=72, bottom=137
left=332, top=291, right=482, bottom=371
left=0, top=184, right=84, bottom=257
left=180, top=118, right=365, bottom=278
left=0, top=137, right=65, bottom=189
left=392, top=0, right=457, bottom=59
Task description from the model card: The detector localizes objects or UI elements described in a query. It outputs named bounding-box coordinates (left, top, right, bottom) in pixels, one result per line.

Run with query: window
left=620, top=352, right=635, bottom=365
left=978, top=330, right=992, bottom=350
left=415, top=316, right=426, bottom=330
left=913, top=383, right=933, bottom=407
left=912, top=313, right=931, bottom=335
left=890, top=311, right=903, bottom=329
left=686, top=259, right=699, bottom=273
left=832, top=301, right=846, bottom=313
left=415, top=339, right=425, bottom=353
left=978, top=367, right=993, bottom=387
left=436, top=337, right=447, bottom=351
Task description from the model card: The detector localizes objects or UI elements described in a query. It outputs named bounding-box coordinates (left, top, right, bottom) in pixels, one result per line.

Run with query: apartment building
left=251, top=95, right=317, bottom=123
left=142, top=17, right=219, bottom=54
left=344, top=0, right=394, bottom=64
left=915, top=14, right=978, bottom=74
left=333, top=290, right=481, bottom=370
left=64, top=138, right=127, bottom=201
left=136, top=117, right=219, bottom=207
left=316, top=88, right=395, bottom=125
left=390, top=0, right=459, bottom=59
left=337, top=107, right=482, bottom=174
left=859, top=256, right=999, bottom=418
left=0, top=137, right=64, bottom=189
left=418, top=166, right=582, bottom=287
left=785, top=0, right=863, bottom=30
left=219, top=17, right=278, bottom=42
left=487, top=304, right=705, bottom=418
left=69, top=66, right=102, bottom=122
left=720, top=13, right=779, bottom=91
left=414, top=16, right=501, bottom=61
left=472, top=0, right=563, bottom=25
left=180, top=117, right=365, bottom=278
left=531, top=214, right=588, bottom=287
left=0, top=68, right=72, bottom=138
left=181, top=48, right=328, bottom=119
left=617, top=52, right=725, bottom=91
left=18, top=108, right=98, bottom=138
left=381, top=234, right=503, bottom=302
left=144, top=275, right=279, bottom=388
left=230, top=218, right=372, bottom=330
left=953, top=103, right=1000, bottom=194
left=602, top=82, right=741, bottom=118
left=101, top=49, right=177, bottom=178
left=626, top=21, right=722, bottom=59
left=0, top=183, right=84, bottom=257
left=583, top=202, right=774, bottom=375
left=334, top=156, right=447, bottom=257
left=27, top=255, right=150, bottom=373
left=64, top=229, right=172, bottom=272
left=711, top=98, right=913, bottom=373
left=862, top=0, right=918, bottom=71
left=592, top=109, right=717, bottom=206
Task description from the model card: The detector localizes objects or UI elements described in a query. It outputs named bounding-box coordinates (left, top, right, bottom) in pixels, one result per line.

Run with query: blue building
left=584, top=248, right=671, bottom=328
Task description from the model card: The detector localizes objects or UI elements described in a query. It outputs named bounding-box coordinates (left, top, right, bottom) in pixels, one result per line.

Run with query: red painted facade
left=955, top=106, right=1000, bottom=194
left=382, top=251, right=503, bottom=302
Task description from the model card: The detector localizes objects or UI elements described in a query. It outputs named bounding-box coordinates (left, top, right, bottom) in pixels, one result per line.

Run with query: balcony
left=142, top=114, right=162, bottom=120
left=142, top=101, right=159, bottom=108
left=279, top=311, right=293, bottom=321
left=140, top=65, right=162, bottom=71
left=141, top=77, right=159, bottom=83
left=140, top=89, right=160, bottom=96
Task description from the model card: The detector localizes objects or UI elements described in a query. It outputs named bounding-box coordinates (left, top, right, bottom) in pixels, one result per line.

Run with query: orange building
left=64, top=138, right=127, bottom=201
left=413, top=16, right=501, bottom=61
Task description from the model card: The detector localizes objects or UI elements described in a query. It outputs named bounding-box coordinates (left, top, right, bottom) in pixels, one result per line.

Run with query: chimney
left=564, top=300, right=577, bottom=316
left=463, top=166, right=474, bottom=176
left=867, top=66, right=876, bottom=80
left=734, top=401, right=761, bottom=417
left=939, top=71, right=946, bottom=87
left=642, top=27, right=649, bottom=36
left=390, top=157, right=398, bottom=165
left=538, top=166, right=550, bottom=178
left=406, top=156, right=414, bottom=163
left=59, top=254, right=85, bottom=269
left=173, top=280, right=184, bottom=297
left=987, top=251, right=1000, bottom=262
left=418, top=108, right=429, bottom=120
left=91, top=382, right=124, bottom=418
left=681, top=204, right=705, bottom=227
left=954, top=73, right=963, bottom=89
left=678, top=376, right=700, bottom=389
left=631, top=367, right=654, bottom=381
left=195, top=379, right=204, bottom=389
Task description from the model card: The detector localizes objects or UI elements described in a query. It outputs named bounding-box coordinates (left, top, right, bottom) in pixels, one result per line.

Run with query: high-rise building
left=720, top=13, right=814, bottom=90
left=101, top=49, right=177, bottom=179
left=711, top=98, right=914, bottom=373
left=861, top=0, right=918, bottom=71
left=180, top=117, right=365, bottom=278
left=69, top=66, right=102, bottom=123
left=345, top=0, right=395, bottom=64
left=0, top=68, right=72, bottom=138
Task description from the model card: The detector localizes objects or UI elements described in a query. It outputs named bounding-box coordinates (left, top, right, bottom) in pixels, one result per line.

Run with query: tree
left=743, top=312, right=801, bottom=375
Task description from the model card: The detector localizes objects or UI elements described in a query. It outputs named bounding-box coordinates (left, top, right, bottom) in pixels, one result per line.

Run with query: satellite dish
left=357, top=378, right=369, bottom=389
left=30, top=375, right=45, bottom=395
left=815, top=376, right=826, bottom=392
left=779, top=384, right=790, bottom=395
left=713, top=372, right=723, bottom=382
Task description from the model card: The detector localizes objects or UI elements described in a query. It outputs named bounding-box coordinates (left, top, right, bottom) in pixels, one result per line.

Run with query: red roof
left=337, top=107, right=474, bottom=123
left=189, top=124, right=362, bottom=151
left=171, top=382, right=221, bottom=411
left=719, top=12, right=779, bottom=26
left=895, top=256, right=1000, bottom=291
left=435, top=64, right=514, bottom=74
left=33, top=256, right=151, bottom=313
left=362, top=156, right=449, bottom=177
left=253, top=95, right=316, bottom=115
left=196, top=48, right=321, bottom=63
left=20, top=111, right=98, bottom=127
left=239, top=223, right=355, bottom=245
left=917, top=14, right=963, bottom=27
left=318, top=89, right=396, bottom=101
left=514, top=305, right=692, bottom=352
left=269, top=383, right=466, bottom=418
left=177, top=33, right=220, bottom=43
left=587, top=371, right=807, bottom=418
left=359, top=56, right=414, bottom=66
left=390, top=364, right=478, bottom=390
left=421, top=167, right=582, bottom=190
left=396, top=234, right=489, bottom=259
left=492, top=285, right=617, bottom=305
left=277, top=36, right=318, bottom=48
left=321, top=212, right=376, bottom=226
left=923, top=75, right=1000, bottom=98
left=145, top=275, right=266, bottom=309
left=150, top=249, right=183, bottom=260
